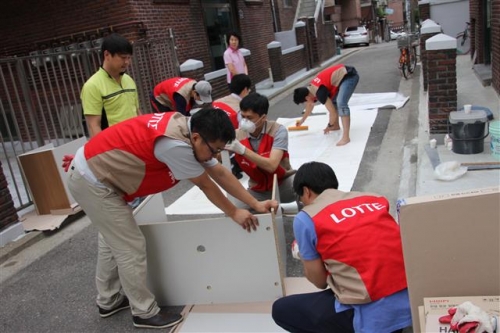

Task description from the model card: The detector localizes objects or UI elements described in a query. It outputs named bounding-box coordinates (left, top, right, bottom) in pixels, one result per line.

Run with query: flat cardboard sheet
left=175, top=277, right=318, bottom=333
left=178, top=313, right=286, bottom=332
left=165, top=107, right=377, bottom=215
left=398, top=187, right=500, bottom=333
left=310, top=92, right=409, bottom=114
left=20, top=209, right=68, bottom=231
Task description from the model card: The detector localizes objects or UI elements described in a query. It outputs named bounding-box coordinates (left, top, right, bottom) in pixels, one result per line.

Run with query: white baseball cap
left=194, top=81, right=213, bottom=103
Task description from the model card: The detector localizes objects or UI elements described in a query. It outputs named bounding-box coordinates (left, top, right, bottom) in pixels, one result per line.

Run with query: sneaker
left=98, top=297, right=130, bottom=318
left=133, top=308, right=183, bottom=329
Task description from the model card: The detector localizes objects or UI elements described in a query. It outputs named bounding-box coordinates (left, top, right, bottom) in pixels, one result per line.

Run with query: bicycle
left=397, top=33, right=418, bottom=79
left=456, top=22, right=471, bottom=55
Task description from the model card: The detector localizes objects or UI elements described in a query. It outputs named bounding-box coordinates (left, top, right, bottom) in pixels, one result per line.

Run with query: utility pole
left=371, top=0, right=380, bottom=43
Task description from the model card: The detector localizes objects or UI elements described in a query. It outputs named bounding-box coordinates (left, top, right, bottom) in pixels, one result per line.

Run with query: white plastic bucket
left=490, top=120, right=500, bottom=160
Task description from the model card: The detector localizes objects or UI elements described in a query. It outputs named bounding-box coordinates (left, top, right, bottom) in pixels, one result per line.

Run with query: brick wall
left=125, top=1, right=212, bottom=75
left=0, top=0, right=276, bottom=88
left=316, top=21, right=336, bottom=63
left=341, top=0, right=362, bottom=28
left=268, top=44, right=307, bottom=83
left=282, top=48, right=307, bottom=78
left=0, top=161, right=19, bottom=230
left=419, top=3, right=430, bottom=22
left=268, top=46, right=285, bottom=82
left=470, top=0, right=499, bottom=95
left=386, top=0, right=404, bottom=26
left=427, top=49, right=457, bottom=133
left=491, top=0, right=500, bottom=94
left=295, top=23, right=311, bottom=70
left=276, top=0, right=299, bottom=31
left=420, top=31, right=440, bottom=91
left=305, top=18, right=320, bottom=68
left=0, top=1, right=140, bottom=56
left=469, top=0, right=480, bottom=63
left=238, top=1, right=276, bottom=85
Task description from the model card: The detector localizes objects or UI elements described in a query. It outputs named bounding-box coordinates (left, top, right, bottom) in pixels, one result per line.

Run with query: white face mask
left=239, top=118, right=256, bottom=133
left=195, top=99, right=204, bottom=105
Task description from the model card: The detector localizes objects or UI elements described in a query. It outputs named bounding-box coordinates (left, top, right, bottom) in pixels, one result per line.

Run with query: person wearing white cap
left=150, top=77, right=212, bottom=116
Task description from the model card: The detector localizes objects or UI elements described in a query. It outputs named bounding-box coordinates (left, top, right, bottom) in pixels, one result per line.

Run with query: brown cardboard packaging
left=423, top=296, right=499, bottom=333
left=398, top=187, right=500, bottom=333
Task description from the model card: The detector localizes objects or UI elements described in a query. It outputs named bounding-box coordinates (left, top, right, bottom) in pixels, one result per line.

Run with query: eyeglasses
left=199, top=133, right=222, bottom=156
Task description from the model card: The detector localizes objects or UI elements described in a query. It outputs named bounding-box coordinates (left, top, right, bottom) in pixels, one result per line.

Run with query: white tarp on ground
left=310, top=92, right=409, bottom=114
left=164, top=105, right=378, bottom=216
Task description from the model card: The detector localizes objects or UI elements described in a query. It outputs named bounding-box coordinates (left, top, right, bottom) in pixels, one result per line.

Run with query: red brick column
left=0, top=161, right=19, bottom=230
left=420, top=20, right=441, bottom=91
left=426, top=35, right=457, bottom=134
left=419, top=3, right=430, bottom=22
left=267, top=42, right=285, bottom=83
left=491, top=0, right=500, bottom=95
left=306, top=18, right=319, bottom=68
left=295, top=21, right=310, bottom=70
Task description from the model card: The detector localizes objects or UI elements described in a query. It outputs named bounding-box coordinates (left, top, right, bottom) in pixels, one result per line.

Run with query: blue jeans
left=333, top=73, right=359, bottom=116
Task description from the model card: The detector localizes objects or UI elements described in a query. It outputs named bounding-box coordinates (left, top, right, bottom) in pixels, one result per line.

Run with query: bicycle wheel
left=408, top=46, right=417, bottom=73
left=456, top=33, right=471, bottom=55
left=401, top=62, right=409, bottom=79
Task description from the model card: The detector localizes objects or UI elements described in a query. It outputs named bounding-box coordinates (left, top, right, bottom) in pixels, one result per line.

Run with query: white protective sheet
left=165, top=106, right=378, bottom=216
left=310, top=92, right=409, bottom=114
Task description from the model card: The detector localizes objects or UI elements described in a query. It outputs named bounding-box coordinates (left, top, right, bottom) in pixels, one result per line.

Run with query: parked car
left=343, top=26, right=370, bottom=47
left=390, top=30, right=406, bottom=40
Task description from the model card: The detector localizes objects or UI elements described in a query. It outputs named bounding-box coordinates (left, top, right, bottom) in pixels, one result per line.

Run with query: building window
left=283, top=0, right=292, bottom=8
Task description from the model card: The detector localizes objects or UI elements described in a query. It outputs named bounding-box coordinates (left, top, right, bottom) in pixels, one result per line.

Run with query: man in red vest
left=64, top=109, right=277, bottom=330
left=213, top=73, right=252, bottom=179
left=293, top=64, right=359, bottom=146
left=150, top=77, right=212, bottom=115
left=213, top=73, right=252, bottom=129
left=272, top=162, right=412, bottom=332
left=224, top=93, right=296, bottom=206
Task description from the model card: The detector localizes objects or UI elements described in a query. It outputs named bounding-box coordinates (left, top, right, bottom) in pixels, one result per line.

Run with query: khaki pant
left=67, top=166, right=159, bottom=318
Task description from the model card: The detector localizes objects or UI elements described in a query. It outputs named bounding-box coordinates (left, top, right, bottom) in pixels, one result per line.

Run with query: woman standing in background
left=224, top=31, right=248, bottom=88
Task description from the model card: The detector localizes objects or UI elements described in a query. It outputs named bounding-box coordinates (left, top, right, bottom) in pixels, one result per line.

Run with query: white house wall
left=429, top=0, right=469, bottom=39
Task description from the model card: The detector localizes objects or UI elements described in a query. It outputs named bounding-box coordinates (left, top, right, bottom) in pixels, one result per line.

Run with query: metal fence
left=0, top=31, right=179, bottom=210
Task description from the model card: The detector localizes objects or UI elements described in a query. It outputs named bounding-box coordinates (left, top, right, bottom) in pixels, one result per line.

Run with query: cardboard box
left=423, top=296, right=499, bottom=333
left=17, top=137, right=86, bottom=216
left=398, top=187, right=500, bottom=333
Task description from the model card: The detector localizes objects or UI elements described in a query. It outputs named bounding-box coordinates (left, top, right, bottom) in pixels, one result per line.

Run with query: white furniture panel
left=140, top=212, right=285, bottom=306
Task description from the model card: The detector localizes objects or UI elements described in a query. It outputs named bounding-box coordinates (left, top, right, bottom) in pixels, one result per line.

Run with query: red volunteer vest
left=213, top=101, right=239, bottom=129
left=84, top=113, right=184, bottom=201
left=304, top=189, right=407, bottom=304
left=234, top=123, right=290, bottom=192
left=153, top=77, right=193, bottom=112
left=311, top=64, right=345, bottom=99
